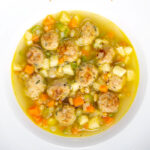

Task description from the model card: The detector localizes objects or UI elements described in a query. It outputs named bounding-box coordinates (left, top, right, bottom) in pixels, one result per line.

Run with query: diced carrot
left=73, top=96, right=84, bottom=107
left=107, top=31, right=114, bottom=39
left=60, top=126, right=66, bottom=131
left=99, top=85, right=108, bottom=93
left=47, top=100, right=55, bottom=107
left=40, top=93, right=49, bottom=101
left=71, top=127, right=79, bottom=135
left=102, top=117, right=114, bottom=124
left=69, top=16, right=78, bottom=28
left=24, top=65, right=34, bottom=75
left=82, top=49, right=89, bottom=56
left=119, top=41, right=127, bottom=46
left=32, top=35, right=40, bottom=43
left=42, top=119, right=48, bottom=126
left=83, top=123, right=89, bottom=129
left=86, top=105, right=95, bottom=113
left=58, top=57, right=65, bottom=64
left=32, top=116, right=43, bottom=124
left=28, top=105, right=40, bottom=117
left=43, top=15, right=55, bottom=26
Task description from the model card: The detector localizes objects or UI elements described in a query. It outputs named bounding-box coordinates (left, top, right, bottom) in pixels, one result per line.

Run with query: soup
left=11, top=11, right=139, bottom=137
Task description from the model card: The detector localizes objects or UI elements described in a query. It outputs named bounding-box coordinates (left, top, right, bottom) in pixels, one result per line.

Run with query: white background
left=0, top=0, right=150, bottom=149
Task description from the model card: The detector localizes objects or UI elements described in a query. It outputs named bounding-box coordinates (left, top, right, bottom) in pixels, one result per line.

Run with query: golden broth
left=11, top=11, right=139, bottom=137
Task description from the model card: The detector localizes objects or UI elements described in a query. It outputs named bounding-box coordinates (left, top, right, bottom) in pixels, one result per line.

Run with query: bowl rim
left=5, top=10, right=148, bottom=148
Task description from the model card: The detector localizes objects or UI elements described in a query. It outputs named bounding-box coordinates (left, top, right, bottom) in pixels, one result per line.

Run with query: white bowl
left=4, top=6, right=148, bottom=148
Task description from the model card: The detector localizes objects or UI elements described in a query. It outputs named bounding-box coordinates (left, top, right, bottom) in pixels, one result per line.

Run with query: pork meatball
left=107, top=75, right=125, bottom=92
left=76, top=64, right=98, bottom=87
left=76, top=21, right=99, bottom=46
left=55, top=105, right=76, bottom=126
left=26, top=46, right=44, bottom=68
left=97, top=47, right=115, bottom=65
left=25, top=74, right=46, bottom=100
left=58, top=39, right=79, bottom=63
left=47, top=79, right=70, bottom=101
left=41, top=30, right=59, bottom=50
left=98, top=92, right=119, bottom=113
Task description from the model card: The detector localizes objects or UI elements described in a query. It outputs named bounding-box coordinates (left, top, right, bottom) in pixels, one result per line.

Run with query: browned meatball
left=58, top=39, right=79, bottom=63
left=25, top=74, right=46, bottom=100
left=26, top=47, right=44, bottom=68
left=98, top=92, right=119, bottom=113
left=47, top=79, right=70, bottom=101
left=76, top=21, right=99, bottom=46
left=76, top=64, right=98, bottom=87
left=41, top=30, right=59, bottom=50
left=55, top=105, right=76, bottom=126
left=107, top=75, right=125, bottom=92
left=97, top=47, right=115, bottom=65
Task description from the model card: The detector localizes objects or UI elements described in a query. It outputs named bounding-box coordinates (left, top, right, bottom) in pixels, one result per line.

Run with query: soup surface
left=12, top=11, right=139, bottom=137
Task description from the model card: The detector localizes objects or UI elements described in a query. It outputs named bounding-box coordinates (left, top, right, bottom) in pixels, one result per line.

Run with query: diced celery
left=31, top=25, right=43, bottom=35
left=44, top=51, right=51, bottom=58
left=116, top=47, right=125, bottom=56
left=71, top=62, right=77, bottom=69
left=71, top=82, right=80, bottom=92
left=48, top=117, right=57, bottom=125
left=63, top=64, right=74, bottom=75
left=88, top=117, right=100, bottom=129
left=124, top=46, right=132, bottom=55
left=81, top=56, right=87, bottom=62
left=59, top=12, right=71, bottom=24
left=63, top=128, right=71, bottom=135
left=127, top=70, right=134, bottom=81
left=113, top=66, right=126, bottom=77
left=49, top=55, right=58, bottom=67
left=84, top=94, right=93, bottom=102
left=40, top=69, right=48, bottom=77
left=78, top=115, right=89, bottom=125
left=76, top=108, right=83, bottom=116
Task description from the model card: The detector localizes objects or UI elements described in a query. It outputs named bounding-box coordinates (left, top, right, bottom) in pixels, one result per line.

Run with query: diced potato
left=93, top=38, right=108, bottom=49
left=24, top=31, right=32, bottom=41
left=113, top=66, right=126, bottom=77
left=50, top=126, right=57, bottom=132
left=77, top=58, right=81, bottom=65
left=71, top=82, right=80, bottom=92
left=93, top=82, right=100, bottom=91
left=48, top=67, right=57, bottom=78
left=127, top=70, right=134, bottom=81
left=56, top=66, right=64, bottom=77
left=78, top=115, right=89, bottom=125
left=49, top=55, right=58, bottom=67
left=116, top=47, right=125, bottom=57
left=59, top=12, right=71, bottom=24
left=124, top=56, right=130, bottom=64
left=100, top=64, right=111, bottom=72
left=42, top=58, right=50, bottom=70
left=13, top=64, right=23, bottom=71
left=40, top=69, right=48, bottom=77
left=88, top=117, right=100, bottom=129
left=124, top=46, right=132, bottom=55
left=26, top=40, right=33, bottom=46
left=63, top=64, right=74, bottom=75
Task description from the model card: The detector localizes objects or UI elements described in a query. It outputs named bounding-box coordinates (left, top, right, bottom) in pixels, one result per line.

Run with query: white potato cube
left=101, top=64, right=111, bottom=72
left=24, top=31, right=32, bottom=41
left=127, top=70, right=134, bottom=81
left=93, top=82, right=100, bottom=91
left=40, top=69, right=48, bottom=77
left=60, top=12, right=71, bottom=24
left=50, top=55, right=58, bottom=67
left=88, top=117, right=100, bottom=129
left=13, top=64, right=23, bottom=71
left=63, top=64, right=74, bottom=75
left=116, top=47, right=125, bottom=56
left=113, top=66, right=126, bottom=77
left=78, top=115, right=89, bottom=125
left=93, top=38, right=108, bottom=49
left=124, top=47, right=132, bottom=55
left=71, top=82, right=79, bottom=92
left=42, top=58, right=50, bottom=70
